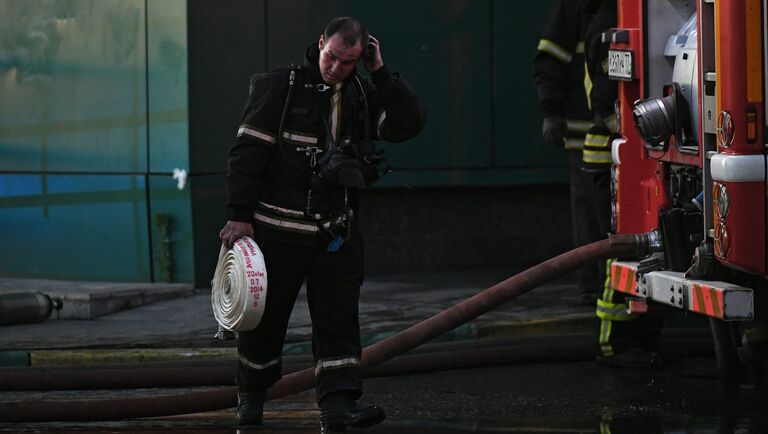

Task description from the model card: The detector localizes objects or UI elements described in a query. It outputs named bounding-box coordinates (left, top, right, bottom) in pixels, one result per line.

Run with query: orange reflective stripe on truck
left=691, top=283, right=724, bottom=319
left=610, top=261, right=637, bottom=295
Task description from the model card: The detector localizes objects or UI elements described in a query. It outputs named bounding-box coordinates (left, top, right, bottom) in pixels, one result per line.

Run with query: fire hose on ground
left=0, top=233, right=655, bottom=422
left=0, top=330, right=714, bottom=391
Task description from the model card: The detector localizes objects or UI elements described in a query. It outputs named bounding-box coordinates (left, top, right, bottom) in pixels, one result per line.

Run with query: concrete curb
left=0, top=348, right=236, bottom=367
left=0, top=279, right=196, bottom=319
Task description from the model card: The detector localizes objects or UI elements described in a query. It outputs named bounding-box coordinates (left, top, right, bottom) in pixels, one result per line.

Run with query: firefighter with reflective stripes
left=219, top=17, right=425, bottom=431
left=533, top=0, right=602, bottom=305
left=582, top=0, right=616, bottom=171
left=584, top=0, right=664, bottom=368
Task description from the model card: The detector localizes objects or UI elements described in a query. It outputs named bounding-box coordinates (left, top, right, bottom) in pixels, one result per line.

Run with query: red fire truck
left=607, top=0, right=766, bottom=376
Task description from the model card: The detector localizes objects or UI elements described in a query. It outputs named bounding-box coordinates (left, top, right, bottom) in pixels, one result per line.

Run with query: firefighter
left=583, top=0, right=664, bottom=368
left=533, top=0, right=601, bottom=306
left=219, top=17, right=426, bottom=430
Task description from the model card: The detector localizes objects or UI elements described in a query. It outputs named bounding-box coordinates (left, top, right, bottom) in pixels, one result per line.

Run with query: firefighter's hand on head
left=364, top=35, right=384, bottom=74
left=219, top=220, right=254, bottom=249
left=542, top=116, right=567, bottom=147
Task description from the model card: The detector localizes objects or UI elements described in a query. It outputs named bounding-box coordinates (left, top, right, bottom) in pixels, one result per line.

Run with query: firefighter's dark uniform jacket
left=226, top=44, right=425, bottom=245
left=533, top=0, right=593, bottom=150
left=534, top=0, right=609, bottom=300
left=225, top=43, right=425, bottom=400
left=582, top=0, right=618, bottom=170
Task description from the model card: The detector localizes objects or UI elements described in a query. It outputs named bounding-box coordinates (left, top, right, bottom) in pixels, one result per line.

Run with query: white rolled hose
left=211, top=237, right=268, bottom=331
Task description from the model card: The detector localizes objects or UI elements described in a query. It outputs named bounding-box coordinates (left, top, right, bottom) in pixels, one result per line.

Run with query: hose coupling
left=608, top=229, right=663, bottom=259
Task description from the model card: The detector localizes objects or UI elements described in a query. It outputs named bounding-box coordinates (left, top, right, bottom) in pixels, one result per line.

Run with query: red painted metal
left=614, top=0, right=766, bottom=277
left=613, top=0, right=666, bottom=234
left=713, top=1, right=766, bottom=276
left=716, top=181, right=766, bottom=275
left=717, top=1, right=750, bottom=156
left=610, top=261, right=638, bottom=296
left=654, top=147, right=701, bottom=166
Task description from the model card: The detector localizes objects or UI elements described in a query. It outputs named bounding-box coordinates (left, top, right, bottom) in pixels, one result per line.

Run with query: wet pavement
left=0, top=271, right=600, bottom=352
left=1, top=271, right=766, bottom=433
left=3, top=358, right=768, bottom=433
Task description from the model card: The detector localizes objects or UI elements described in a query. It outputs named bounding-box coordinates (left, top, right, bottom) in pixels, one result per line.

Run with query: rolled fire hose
left=0, top=233, right=653, bottom=422
left=210, top=237, right=268, bottom=332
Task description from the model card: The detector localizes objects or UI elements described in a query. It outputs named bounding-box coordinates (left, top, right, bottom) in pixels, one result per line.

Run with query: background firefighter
left=533, top=0, right=601, bottom=306
left=582, top=0, right=665, bottom=368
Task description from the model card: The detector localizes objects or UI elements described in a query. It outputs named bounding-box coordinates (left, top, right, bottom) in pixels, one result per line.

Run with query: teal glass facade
left=0, top=0, right=561, bottom=283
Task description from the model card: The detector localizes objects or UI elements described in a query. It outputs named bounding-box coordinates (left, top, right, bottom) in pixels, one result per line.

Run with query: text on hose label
left=236, top=238, right=266, bottom=308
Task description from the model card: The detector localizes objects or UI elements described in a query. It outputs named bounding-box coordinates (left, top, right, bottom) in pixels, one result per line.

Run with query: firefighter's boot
left=235, top=390, right=265, bottom=426
left=319, top=391, right=385, bottom=432
left=598, top=347, right=663, bottom=369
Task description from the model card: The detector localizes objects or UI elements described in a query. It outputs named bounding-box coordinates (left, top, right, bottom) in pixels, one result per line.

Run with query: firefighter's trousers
left=569, top=152, right=611, bottom=296
left=237, top=229, right=364, bottom=401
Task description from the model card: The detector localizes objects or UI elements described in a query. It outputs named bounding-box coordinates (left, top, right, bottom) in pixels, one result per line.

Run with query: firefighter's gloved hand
left=542, top=116, right=567, bottom=147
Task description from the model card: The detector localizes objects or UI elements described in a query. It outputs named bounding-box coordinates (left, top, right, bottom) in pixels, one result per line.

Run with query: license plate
left=608, top=49, right=633, bottom=81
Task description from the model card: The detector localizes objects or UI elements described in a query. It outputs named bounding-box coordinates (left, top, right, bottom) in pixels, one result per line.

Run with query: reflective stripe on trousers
left=315, top=356, right=361, bottom=376
left=597, top=258, right=637, bottom=356
left=239, top=354, right=281, bottom=371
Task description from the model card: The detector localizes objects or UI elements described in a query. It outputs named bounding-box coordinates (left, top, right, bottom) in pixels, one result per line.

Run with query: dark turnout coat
left=226, top=44, right=425, bottom=244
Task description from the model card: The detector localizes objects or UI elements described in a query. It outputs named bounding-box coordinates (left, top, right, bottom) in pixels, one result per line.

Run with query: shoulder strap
left=353, top=75, right=371, bottom=142
left=277, top=64, right=302, bottom=143
left=277, top=64, right=314, bottom=175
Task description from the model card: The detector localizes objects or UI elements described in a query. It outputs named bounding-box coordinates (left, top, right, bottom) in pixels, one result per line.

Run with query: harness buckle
left=295, top=146, right=323, bottom=167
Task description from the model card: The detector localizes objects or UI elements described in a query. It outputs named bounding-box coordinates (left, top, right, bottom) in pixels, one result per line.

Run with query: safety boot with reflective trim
left=235, top=390, right=265, bottom=426
left=319, top=391, right=385, bottom=432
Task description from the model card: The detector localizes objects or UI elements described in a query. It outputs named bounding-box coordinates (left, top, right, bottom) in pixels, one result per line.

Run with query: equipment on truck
left=608, top=0, right=768, bottom=381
